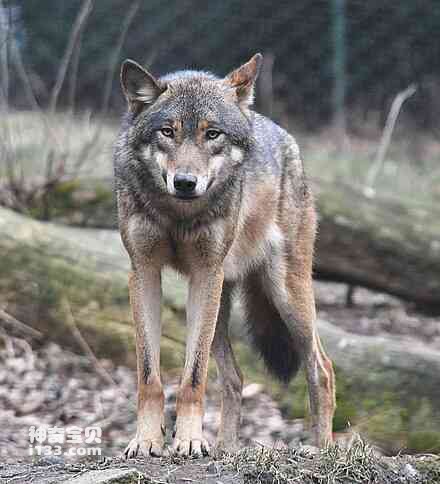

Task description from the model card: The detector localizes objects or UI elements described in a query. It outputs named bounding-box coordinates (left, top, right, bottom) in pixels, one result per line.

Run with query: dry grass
left=222, top=438, right=440, bottom=483
left=0, top=110, right=116, bottom=179
left=0, top=110, right=117, bottom=223
left=299, top=125, right=440, bottom=210
left=2, top=110, right=440, bottom=217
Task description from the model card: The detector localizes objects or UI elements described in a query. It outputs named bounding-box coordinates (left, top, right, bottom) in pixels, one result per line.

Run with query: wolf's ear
left=120, top=59, right=164, bottom=109
left=225, top=53, right=263, bottom=108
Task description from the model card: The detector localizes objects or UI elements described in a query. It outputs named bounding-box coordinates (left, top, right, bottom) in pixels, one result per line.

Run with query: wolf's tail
left=242, top=273, right=303, bottom=384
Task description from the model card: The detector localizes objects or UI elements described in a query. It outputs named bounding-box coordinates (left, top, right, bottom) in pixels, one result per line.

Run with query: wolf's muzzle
left=174, top=173, right=198, bottom=199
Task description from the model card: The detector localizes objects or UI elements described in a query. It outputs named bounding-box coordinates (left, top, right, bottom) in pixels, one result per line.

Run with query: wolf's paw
left=172, top=414, right=210, bottom=457
left=172, top=437, right=210, bottom=457
left=123, top=435, right=165, bottom=459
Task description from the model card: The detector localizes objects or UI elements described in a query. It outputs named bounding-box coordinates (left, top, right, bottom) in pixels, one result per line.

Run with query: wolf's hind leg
left=245, top=266, right=334, bottom=445
left=211, top=282, right=243, bottom=453
left=269, top=275, right=335, bottom=447
left=264, top=198, right=336, bottom=447
left=124, top=268, right=165, bottom=459
left=304, top=330, right=336, bottom=447
left=277, top=271, right=336, bottom=448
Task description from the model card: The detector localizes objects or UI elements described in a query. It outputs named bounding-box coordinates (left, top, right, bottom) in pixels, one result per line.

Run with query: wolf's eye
left=206, top=129, right=221, bottom=140
left=160, top=127, right=174, bottom=138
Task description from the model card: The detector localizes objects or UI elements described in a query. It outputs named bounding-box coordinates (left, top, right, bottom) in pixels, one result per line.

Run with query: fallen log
left=313, top=179, right=440, bottom=313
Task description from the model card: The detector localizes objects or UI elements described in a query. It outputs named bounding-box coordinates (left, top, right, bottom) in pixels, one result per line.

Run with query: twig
left=345, top=285, right=356, bottom=308
left=365, top=84, right=417, bottom=189
left=2, top=29, right=64, bottom=212
left=72, top=123, right=102, bottom=176
left=0, top=0, right=9, bottom=110
left=67, top=29, right=83, bottom=113
left=62, top=298, right=117, bottom=388
left=0, top=328, right=15, bottom=356
left=162, top=332, right=184, bottom=346
left=0, top=308, right=43, bottom=339
left=49, top=0, right=94, bottom=113
left=9, top=42, right=40, bottom=113
left=68, top=0, right=141, bottom=177
left=101, top=0, right=140, bottom=116
left=9, top=38, right=63, bottom=150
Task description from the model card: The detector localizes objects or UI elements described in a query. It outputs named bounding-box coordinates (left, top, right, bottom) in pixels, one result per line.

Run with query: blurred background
left=1, top=0, right=440, bottom=463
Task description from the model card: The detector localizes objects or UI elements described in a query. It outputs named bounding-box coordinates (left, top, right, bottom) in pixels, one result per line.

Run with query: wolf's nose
left=174, top=173, right=197, bottom=194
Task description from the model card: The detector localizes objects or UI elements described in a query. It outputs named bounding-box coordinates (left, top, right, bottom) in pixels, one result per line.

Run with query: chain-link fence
left=2, top=0, right=440, bottom=131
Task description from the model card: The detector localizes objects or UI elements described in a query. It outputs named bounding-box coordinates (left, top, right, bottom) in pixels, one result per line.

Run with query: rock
left=401, top=463, right=419, bottom=480
left=35, top=455, right=65, bottom=466
left=299, top=444, right=319, bottom=456
left=64, top=468, right=142, bottom=484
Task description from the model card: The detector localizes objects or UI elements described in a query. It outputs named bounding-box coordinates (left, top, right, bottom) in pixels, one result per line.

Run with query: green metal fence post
left=331, top=0, right=346, bottom=139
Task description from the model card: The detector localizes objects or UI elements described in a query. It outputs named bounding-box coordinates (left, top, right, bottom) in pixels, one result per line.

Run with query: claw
left=191, top=439, right=202, bottom=457
left=123, top=436, right=164, bottom=459
left=201, top=439, right=210, bottom=456
left=150, top=440, right=164, bottom=457
left=123, top=439, right=140, bottom=459
left=171, top=438, right=210, bottom=458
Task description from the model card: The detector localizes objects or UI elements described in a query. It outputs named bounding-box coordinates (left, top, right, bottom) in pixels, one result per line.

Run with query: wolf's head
left=120, top=54, right=262, bottom=201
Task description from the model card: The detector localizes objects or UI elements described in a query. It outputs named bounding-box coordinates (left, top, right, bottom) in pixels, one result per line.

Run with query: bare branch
left=67, top=30, right=83, bottom=112
left=0, top=0, right=10, bottom=110
left=49, top=0, right=94, bottom=113
left=72, top=127, right=102, bottom=176
left=9, top=43, right=39, bottom=112
left=9, top=33, right=63, bottom=152
left=365, top=84, right=417, bottom=190
left=62, top=298, right=118, bottom=388
left=101, top=0, right=140, bottom=116
left=162, top=332, right=184, bottom=346
left=0, top=308, right=43, bottom=339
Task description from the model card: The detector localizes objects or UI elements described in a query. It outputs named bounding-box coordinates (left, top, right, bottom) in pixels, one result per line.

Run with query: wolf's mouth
left=174, top=191, right=200, bottom=201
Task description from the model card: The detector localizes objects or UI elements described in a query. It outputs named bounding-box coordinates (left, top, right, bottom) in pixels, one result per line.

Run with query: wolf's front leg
left=173, top=267, right=224, bottom=457
left=124, top=268, right=165, bottom=458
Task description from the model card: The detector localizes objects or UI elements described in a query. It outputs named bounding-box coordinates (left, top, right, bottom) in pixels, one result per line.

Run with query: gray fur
left=116, top=55, right=335, bottom=458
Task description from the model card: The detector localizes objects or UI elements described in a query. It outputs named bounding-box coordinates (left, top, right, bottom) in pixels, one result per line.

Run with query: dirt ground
left=0, top=456, right=240, bottom=484
left=0, top=334, right=306, bottom=464
left=1, top=443, right=438, bottom=483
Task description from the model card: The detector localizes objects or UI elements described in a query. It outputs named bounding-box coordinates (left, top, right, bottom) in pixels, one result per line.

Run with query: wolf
left=114, top=53, right=336, bottom=458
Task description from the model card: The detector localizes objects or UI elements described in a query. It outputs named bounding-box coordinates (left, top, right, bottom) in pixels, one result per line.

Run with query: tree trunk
left=313, top=179, right=440, bottom=313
